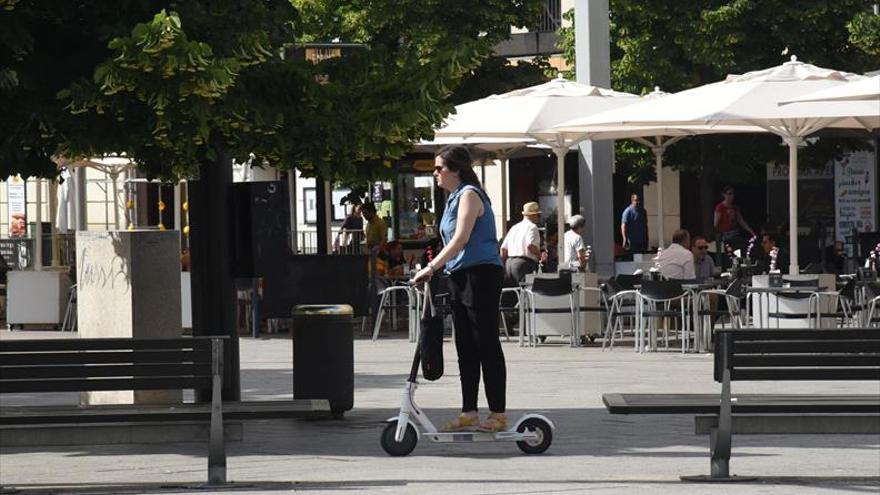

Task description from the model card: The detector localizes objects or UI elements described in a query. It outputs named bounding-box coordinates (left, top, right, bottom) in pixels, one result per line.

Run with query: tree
left=557, top=1, right=880, bottom=233
left=1, top=0, right=543, bottom=181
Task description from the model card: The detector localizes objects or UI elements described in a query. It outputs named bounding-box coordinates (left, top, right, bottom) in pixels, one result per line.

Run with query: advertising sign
left=6, top=175, right=26, bottom=237
left=834, top=151, right=876, bottom=243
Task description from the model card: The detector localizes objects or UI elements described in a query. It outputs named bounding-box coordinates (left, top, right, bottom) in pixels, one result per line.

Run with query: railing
left=530, top=0, right=562, bottom=33
left=0, top=234, right=76, bottom=270
left=295, top=229, right=366, bottom=255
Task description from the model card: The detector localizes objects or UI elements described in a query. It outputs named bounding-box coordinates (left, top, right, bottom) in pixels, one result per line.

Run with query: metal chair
left=636, top=280, right=689, bottom=353
left=372, top=283, right=420, bottom=341
left=61, top=283, right=78, bottom=332
left=601, top=274, right=642, bottom=351
left=695, top=278, right=747, bottom=350
left=522, top=273, right=579, bottom=347
left=767, top=278, right=820, bottom=328
left=809, top=278, right=857, bottom=328
left=500, top=286, right=523, bottom=343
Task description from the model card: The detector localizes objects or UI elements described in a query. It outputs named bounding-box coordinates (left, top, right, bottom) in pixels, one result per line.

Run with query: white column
left=34, top=178, right=43, bottom=270
left=575, top=0, right=614, bottom=275
left=173, top=182, right=182, bottom=232
left=288, top=171, right=298, bottom=253
left=49, top=180, right=59, bottom=266
left=555, top=147, right=567, bottom=268
left=75, top=167, right=87, bottom=230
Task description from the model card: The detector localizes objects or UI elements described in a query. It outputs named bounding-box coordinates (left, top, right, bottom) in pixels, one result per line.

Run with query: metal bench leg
left=208, top=339, right=227, bottom=486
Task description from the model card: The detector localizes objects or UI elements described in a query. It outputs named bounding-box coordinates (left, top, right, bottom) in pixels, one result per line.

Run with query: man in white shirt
left=655, top=229, right=696, bottom=280
left=500, top=202, right=542, bottom=283
left=562, top=215, right=587, bottom=271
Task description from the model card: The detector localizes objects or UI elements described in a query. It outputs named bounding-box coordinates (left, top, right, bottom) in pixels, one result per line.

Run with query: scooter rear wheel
left=381, top=420, right=418, bottom=456
left=515, top=417, right=552, bottom=454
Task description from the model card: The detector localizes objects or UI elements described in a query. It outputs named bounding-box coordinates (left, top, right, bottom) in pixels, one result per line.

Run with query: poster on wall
left=6, top=175, right=26, bottom=237
left=834, top=151, right=876, bottom=243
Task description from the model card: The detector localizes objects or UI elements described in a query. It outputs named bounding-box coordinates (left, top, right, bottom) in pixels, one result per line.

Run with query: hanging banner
left=7, top=175, right=26, bottom=237
left=834, top=151, right=876, bottom=243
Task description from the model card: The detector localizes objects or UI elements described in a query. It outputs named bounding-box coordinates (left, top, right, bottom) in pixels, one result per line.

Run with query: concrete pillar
left=77, top=230, right=182, bottom=405
left=642, top=167, right=681, bottom=248
left=575, top=0, right=615, bottom=275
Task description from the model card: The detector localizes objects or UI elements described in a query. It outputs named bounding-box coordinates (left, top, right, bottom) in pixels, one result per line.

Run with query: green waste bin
left=292, top=304, right=354, bottom=417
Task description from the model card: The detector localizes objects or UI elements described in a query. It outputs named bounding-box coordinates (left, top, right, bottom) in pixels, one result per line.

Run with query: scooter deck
left=422, top=430, right=539, bottom=443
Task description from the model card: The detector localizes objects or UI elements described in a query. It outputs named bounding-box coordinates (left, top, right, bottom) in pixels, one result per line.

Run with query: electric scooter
left=380, top=283, right=555, bottom=456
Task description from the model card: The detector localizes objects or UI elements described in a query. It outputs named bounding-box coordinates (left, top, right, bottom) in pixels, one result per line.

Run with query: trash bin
left=292, top=304, right=354, bottom=417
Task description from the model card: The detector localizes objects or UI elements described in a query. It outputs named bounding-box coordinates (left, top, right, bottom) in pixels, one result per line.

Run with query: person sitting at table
left=691, top=235, right=716, bottom=283
left=377, top=240, right=407, bottom=277
left=654, top=229, right=696, bottom=280
left=757, top=232, right=790, bottom=274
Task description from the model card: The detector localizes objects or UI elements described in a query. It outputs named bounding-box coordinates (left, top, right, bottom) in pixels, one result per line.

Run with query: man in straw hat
left=500, top=201, right=542, bottom=284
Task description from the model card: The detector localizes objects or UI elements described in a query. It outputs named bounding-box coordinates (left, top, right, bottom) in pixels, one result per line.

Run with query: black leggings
left=448, top=264, right=506, bottom=413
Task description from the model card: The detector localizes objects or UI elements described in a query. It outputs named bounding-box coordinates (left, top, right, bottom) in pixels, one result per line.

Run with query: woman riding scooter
left=412, top=145, right=507, bottom=433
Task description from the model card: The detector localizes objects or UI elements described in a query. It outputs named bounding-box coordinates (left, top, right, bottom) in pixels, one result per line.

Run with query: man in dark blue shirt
left=621, top=193, right=649, bottom=254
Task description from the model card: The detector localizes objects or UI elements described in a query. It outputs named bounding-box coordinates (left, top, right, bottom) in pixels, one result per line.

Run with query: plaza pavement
left=1, top=328, right=878, bottom=495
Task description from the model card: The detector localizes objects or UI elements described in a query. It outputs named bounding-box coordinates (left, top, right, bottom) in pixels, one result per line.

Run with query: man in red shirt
left=714, top=186, right=755, bottom=253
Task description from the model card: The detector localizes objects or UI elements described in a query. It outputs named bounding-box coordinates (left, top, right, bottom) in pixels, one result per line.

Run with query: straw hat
left=522, top=202, right=542, bottom=216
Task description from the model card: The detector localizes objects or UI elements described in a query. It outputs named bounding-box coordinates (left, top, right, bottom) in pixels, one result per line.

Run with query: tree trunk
left=189, top=152, right=240, bottom=401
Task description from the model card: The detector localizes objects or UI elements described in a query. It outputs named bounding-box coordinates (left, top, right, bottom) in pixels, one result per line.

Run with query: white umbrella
left=435, top=76, right=640, bottom=264
left=551, top=56, right=877, bottom=274
left=781, top=74, right=880, bottom=104
left=553, top=88, right=768, bottom=248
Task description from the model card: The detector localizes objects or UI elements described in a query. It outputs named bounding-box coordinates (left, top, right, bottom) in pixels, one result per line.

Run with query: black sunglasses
left=697, top=246, right=709, bottom=250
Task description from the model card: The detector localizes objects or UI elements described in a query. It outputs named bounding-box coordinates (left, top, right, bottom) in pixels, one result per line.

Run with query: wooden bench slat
left=0, top=363, right=212, bottom=380
left=733, top=341, right=880, bottom=354
left=0, top=376, right=212, bottom=394
left=0, top=337, right=221, bottom=352
left=601, top=393, right=880, bottom=415
left=716, top=329, right=880, bottom=341
left=0, top=349, right=212, bottom=366
left=0, top=399, right=332, bottom=425
left=731, top=368, right=880, bottom=381
left=733, top=355, right=880, bottom=368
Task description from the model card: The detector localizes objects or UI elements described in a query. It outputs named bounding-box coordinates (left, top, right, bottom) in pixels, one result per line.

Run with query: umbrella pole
left=554, top=148, right=566, bottom=269
left=111, top=172, right=120, bottom=230
left=787, top=138, right=801, bottom=275
left=653, top=144, right=665, bottom=248
left=500, top=156, right=509, bottom=236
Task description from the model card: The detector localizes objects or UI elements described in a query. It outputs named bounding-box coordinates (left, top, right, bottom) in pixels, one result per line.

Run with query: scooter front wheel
left=515, top=417, right=552, bottom=454
left=381, top=420, right=418, bottom=456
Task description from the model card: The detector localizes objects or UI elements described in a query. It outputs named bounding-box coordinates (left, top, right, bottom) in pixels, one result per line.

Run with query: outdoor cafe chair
left=522, top=273, right=579, bottom=347
left=500, top=285, right=523, bottom=343
left=372, top=282, right=420, bottom=342
left=766, top=277, right=820, bottom=328
left=636, top=280, right=689, bottom=353
left=601, top=274, right=642, bottom=351
left=694, top=277, right=747, bottom=350
left=809, top=277, right=858, bottom=328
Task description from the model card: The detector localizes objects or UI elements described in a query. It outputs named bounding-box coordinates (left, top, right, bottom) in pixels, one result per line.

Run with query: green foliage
left=556, top=1, right=880, bottom=187
left=1, top=0, right=543, bottom=181
left=849, top=10, right=880, bottom=56
left=450, top=55, right=554, bottom=105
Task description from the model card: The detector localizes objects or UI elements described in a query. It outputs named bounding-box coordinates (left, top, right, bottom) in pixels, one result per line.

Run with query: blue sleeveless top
left=439, top=184, right=502, bottom=273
